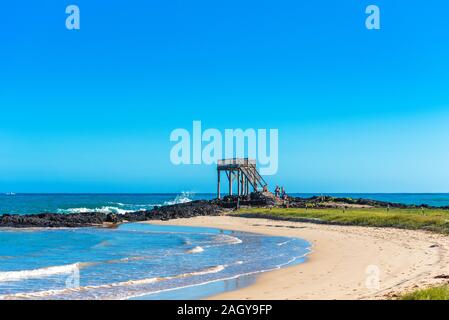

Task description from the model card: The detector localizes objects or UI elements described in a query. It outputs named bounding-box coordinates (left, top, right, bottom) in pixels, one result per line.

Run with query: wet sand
left=145, top=215, right=449, bottom=300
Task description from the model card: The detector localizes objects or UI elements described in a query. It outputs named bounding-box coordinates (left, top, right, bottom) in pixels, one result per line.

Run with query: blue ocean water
left=291, top=193, right=449, bottom=207
left=0, top=192, right=214, bottom=215
left=1, top=193, right=449, bottom=215
left=0, top=192, right=447, bottom=300
left=0, top=223, right=310, bottom=300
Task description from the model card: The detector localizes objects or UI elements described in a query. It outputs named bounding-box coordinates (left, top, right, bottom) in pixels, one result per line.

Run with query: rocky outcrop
left=285, top=195, right=435, bottom=209
left=1, top=193, right=446, bottom=228
left=213, top=192, right=277, bottom=208
left=0, top=200, right=222, bottom=228
left=0, top=212, right=116, bottom=228
left=149, top=200, right=222, bottom=220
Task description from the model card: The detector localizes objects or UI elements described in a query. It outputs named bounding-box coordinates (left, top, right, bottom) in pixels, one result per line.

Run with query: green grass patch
left=233, top=207, right=449, bottom=234
left=401, top=285, right=449, bottom=300
left=234, top=206, right=449, bottom=299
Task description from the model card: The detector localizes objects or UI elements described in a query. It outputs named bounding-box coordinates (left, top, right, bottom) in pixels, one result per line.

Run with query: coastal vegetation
left=401, top=285, right=449, bottom=300
left=233, top=207, right=449, bottom=234
left=233, top=202, right=449, bottom=300
left=2, top=192, right=449, bottom=299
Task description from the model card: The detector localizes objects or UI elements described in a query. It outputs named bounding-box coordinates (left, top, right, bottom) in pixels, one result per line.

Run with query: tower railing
left=217, top=158, right=267, bottom=198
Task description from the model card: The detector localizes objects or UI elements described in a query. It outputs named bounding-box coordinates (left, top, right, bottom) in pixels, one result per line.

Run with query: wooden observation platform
left=217, top=158, right=267, bottom=199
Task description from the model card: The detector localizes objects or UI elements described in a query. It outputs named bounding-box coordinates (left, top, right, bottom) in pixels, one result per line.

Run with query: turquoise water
left=0, top=192, right=446, bottom=300
left=0, top=193, right=205, bottom=215
left=0, top=223, right=310, bottom=300
left=1, top=193, right=449, bottom=216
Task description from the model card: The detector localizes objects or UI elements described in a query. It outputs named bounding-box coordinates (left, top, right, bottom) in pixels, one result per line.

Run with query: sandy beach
left=145, top=215, right=449, bottom=300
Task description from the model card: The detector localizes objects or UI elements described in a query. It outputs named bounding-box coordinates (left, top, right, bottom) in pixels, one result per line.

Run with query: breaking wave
left=277, top=240, right=292, bottom=246
left=186, top=246, right=204, bottom=254
left=163, top=192, right=193, bottom=206
left=0, top=265, right=226, bottom=300
left=210, top=234, right=242, bottom=246
left=56, top=206, right=136, bottom=215
left=0, top=263, right=90, bottom=282
left=57, top=193, right=194, bottom=215
left=0, top=221, right=311, bottom=300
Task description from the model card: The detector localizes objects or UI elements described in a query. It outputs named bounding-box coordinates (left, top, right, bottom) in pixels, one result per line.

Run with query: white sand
left=145, top=215, right=449, bottom=300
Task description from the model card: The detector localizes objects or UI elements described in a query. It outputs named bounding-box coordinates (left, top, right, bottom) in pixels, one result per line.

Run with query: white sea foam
left=0, top=265, right=226, bottom=300
left=0, top=245, right=312, bottom=300
left=277, top=239, right=292, bottom=246
left=108, top=202, right=153, bottom=209
left=213, top=234, right=242, bottom=245
left=163, top=192, right=193, bottom=206
left=57, top=193, right=194, bottom=215
left=226, top=235, right=242, bottom=244
left=0, top=263, right=83, bottom=282
left=56, top=206, right=137, bottom=215
left=186, top=246, right=204, bottom=254
left=127, top=257, right=311, bottom=301
left=113, top=202, right=125, bottom=206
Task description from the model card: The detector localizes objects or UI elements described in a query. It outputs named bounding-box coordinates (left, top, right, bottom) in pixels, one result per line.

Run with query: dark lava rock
left=213, top=192, right=276, bottom=208
left=2, top=192, right=446, bottom=229
left=105, top=213, right=120, bottom=223
left=149, top=200, right=222, bottom=220
left=286, top=195, right=440, bottom=210
left=0, top=212, right=108, bottom=228
left=0, top=200, right=222, bottom=228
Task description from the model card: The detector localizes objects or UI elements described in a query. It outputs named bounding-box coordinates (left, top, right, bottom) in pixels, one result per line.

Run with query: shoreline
left=3, top=193, right=448, bottom=229
left=145, top=215, right=449, bottom=300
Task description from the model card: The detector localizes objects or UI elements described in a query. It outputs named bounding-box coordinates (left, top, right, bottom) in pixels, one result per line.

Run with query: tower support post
left=217, top=169, right=221, bottom=199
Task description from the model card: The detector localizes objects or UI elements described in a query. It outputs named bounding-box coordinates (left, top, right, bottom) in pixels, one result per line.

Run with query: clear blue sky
left=1, top=1, right=449, bottom=193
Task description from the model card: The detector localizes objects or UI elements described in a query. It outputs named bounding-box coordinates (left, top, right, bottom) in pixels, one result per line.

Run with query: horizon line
left=2, top=192, right=449, bottom=195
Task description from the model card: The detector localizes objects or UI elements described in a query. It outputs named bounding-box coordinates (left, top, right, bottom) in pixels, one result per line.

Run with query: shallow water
left=0, top=223, right=310, bottom=300
left=1, top=192, right=443, bottom=299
